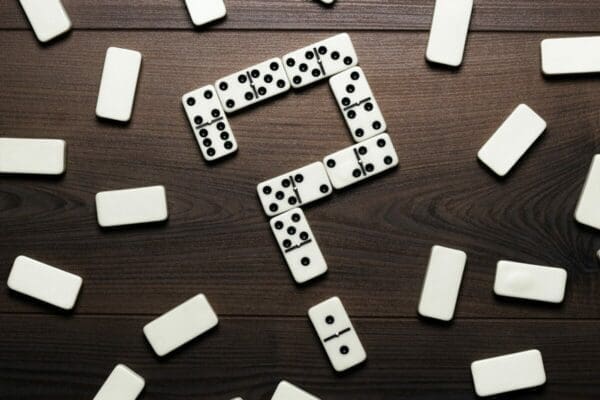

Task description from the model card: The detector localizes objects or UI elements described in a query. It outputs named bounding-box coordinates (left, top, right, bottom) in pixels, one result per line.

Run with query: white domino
left=215, top=58, right=290, bottom=113
left=541, top=36, right=600, bottom=75
left=95, top=185, right=168, bottom=228
left=283, top=33, right=358, bottom=89
left=418, top=245, right=466, bottom=321
left=271, top=381, right=320, bottom=400
left=7, top=256, right=82, bottom=310
left=182, top=85, right=238, bottom=161
left=329, top=67, right=387, bottom=142
left=93, top=364, right=145, bottom=400
left=426, top=0, right=473, bottom=67
left=477, top=104, right=546, bottom=177
left=257, top=161, right=333, bottom=217
left=494, top=261, right=567, bottom=303
left=471, top=349, right=546, bottom=397
left=19, top=0, right=71, bottom=43
left=574, top=154, right=600, bottom=230
left=184, top=0, right=227, bottom=27
left=96, top=47, right=142, bottom=122
left=0, top=138, right=66, bottom=175
left=323, top=133, right=398, bottom=190
left=143, top=293, right=218, bottom=357
left=308, top=296, right=366, bottom=372
left=270, top=208, right=327, bottom=284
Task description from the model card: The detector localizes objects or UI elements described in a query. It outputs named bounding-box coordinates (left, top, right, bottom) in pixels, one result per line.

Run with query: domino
left=329, top=67, right=387, bottom=142
left=574, top=154, right=600, bottom=230
left=257, top=161, right=332, bottom=217
left=323, top=133, right=398, bottom=190
left=93, top=364, right=145, bottom=400
left=7, top=256, right=82, bottom=310
left=19, top=0, right=71, bottom=43
left=426, top=0, right=473, bottom=67
left=96, top=47, right=143, bottom=122
left=0, top=138, right=66, bottom=175
left=471, top=349, right=546, bottom=397
left=494, top=261, right=567, bottom=303
left=143, top=293, right=218, bottom=357
left=418, top=245, right=466, bottom=321
left=184, top=0, right=226, bottom=27
left=283, top=33, right=358, bottom=89
left=541, top=36, right=600, bottom=75
left=95, top=185, right=168, bottom=228
left=477, top=104, right=547, bottom=177
left=270, top=208, right=327, bottom=284
left=271, top=381, right=320, bottom=400
left=215, top=58, right=290, bottom=113
left=182, top=85, right=238, bottom=161
left=308, top=296, right=366, bottom=372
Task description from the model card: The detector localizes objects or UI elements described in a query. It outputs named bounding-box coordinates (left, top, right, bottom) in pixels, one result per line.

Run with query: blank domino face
left=418, top=245, right=467, bottom=321
left=93, top=364, right=145, bottom=400
left=257, top=162, right=333, bottom=217
left=471, top=350, right=546, bottom=397
left=541, top=36, right=600, bottom=75
left=329, top=67, right=387, bottom=142
left=184, top=0, right=226, bottom=27
left=19, top=0, right=71, bottom=43
left=95, top=185, right=168, bottom=228
left=308, top=297, right=366, bottom=372
left=0, top=138, right=66, bottom=175
left=96, top=47, right=142, bottom=122
left=182, top=85, right=238, bottom=161
left=494, top=261, right=567, bottom=303
left=323, top=133, right=398, bottom=189
left=7, top=256, right=82, bottom=310
left=283, top=33, right=358, bottom=89
left=574, top=155, right=600, bottom=230
left=143, top=294, right=218, bottom=357
left=271, top=381, right=321, bottom=400
left=477, top=104, right=547, bottom=177
left=270, top=208, right=327, bottom=284
left=426, top=0, right=473, bottom=67
left=215, top=58, right=290, bottom=113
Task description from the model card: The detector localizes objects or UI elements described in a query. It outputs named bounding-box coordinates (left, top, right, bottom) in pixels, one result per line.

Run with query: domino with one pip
left=271, top=381, right=321, bottom=400
left=574, top=154, right=600, bottom=230
left=0, top=138, right=66, bottom=175
left=541, top=36, right=600, bottom=75
left=477, top=104, right=546, bottom=177
left=426, top=0, right=473, bottom=67
left=19, top=0, right=71, bottom=43
left=93, top=364, right=145, bottom=400
left=95, top=185, right=168, bottom=228
left=494, top=261, right=567, bottom=303
left=184, top=0, right=226, bottom=27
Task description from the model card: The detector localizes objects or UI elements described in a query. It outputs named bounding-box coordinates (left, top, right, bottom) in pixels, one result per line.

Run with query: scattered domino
left=541, top=36, right=600, bottom=75
left=271, top=381, right=320, bottom=400
left=215, top=58, right=290, bottom=113
left=182, top=85, right=238, bottom=161
left=283, top=33, right=358, bottom=89
left=93, top=364, right=145, bottom=400
left=7, top=256, right=82, bottom=310
left=323, top=133, right=398, bottom=190
left=426, top=0, right=473, bottom=67
left=471, top=349, right=546, bottom=397
left=143, top=293, right=218, bottom=357
left=574, top=154, right=600, bottom=230
left=270, top=208, right=327, bottom=284
left=494, top=261, right=567, bottom=303
left=0, top=138, right=66, bottom=175
left=95, top=185, right=168, bottom=228
left=257, top=161, right=332, bottom=217
left=329, top=67, right=386, bottom=142
left=96, top=47, right=143, bottom=122
left=18, top=0, right=71, bottom=43
left=477, top=104, right=547, bottom=177
left=308, top=296, right=366, bottom=372
left=184, top=0, right=227, bottom=27
left=418, top=245, right=466, bottom=321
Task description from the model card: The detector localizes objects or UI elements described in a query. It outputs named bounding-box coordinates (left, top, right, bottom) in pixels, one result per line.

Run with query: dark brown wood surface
left=0, top=1, right=599, bottom=399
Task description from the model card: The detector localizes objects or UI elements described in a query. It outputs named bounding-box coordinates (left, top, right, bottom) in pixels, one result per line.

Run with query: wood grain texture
left=1, top=0, right=600, bottom=31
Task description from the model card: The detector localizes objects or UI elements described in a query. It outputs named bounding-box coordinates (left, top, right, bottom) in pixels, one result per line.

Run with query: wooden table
left=1, top=1, right=599, bottom=399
